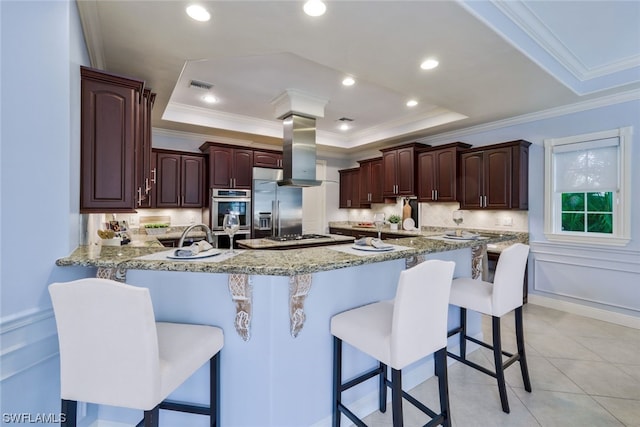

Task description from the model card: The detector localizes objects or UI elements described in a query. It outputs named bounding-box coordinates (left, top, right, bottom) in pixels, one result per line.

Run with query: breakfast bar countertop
left=237, top=233, right=355, bottom=250
left=56, top=231, right=520, bottom=276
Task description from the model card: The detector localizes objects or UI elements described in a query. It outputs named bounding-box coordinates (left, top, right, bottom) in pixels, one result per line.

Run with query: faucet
left=177, top=223, right=215, bottom=248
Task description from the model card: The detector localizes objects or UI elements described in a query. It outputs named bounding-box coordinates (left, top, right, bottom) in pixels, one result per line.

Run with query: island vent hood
left=272, top=90, right=327, bottom=187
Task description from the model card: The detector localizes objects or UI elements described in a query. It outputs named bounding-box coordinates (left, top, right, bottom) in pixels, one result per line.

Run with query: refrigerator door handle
left=271, top=200, right=277, bottom=236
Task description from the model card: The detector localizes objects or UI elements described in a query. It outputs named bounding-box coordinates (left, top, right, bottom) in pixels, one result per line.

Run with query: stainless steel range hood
left=278, top=113, right=322, bottom=187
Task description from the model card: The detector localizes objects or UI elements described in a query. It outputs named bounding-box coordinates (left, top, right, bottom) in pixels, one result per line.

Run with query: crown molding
left=418, top=88, right=640, bottom=146
left=75, top=0, right=105, bottom=69
left=494, top=1, right=640, bottom=82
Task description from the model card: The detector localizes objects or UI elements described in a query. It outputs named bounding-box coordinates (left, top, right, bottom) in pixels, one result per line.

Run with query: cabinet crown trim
left=462, top=139, right=531, bottom=153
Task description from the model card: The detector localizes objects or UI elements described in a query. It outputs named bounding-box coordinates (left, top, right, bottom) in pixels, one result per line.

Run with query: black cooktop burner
left=265, top=234, right=327, bottom=242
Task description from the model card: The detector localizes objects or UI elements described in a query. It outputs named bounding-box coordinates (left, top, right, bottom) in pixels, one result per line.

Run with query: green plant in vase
left=388, top=214, right=401, bottom=230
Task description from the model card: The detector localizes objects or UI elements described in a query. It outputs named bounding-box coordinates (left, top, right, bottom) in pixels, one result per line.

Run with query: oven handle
left=212, top=197, right=252, bottom=203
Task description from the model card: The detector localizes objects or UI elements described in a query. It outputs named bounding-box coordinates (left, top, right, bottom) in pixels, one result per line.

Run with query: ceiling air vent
left=189, top=79, right=213, bottom=90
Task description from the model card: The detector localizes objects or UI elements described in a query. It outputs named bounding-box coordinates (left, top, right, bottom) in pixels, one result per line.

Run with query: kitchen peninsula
left=56, top=232, right=519, bottom=426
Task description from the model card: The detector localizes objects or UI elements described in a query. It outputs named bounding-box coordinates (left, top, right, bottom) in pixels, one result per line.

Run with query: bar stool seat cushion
left=157, top=322, right=224, bottom=403
left=332, top=301, right=393, bottom=368
left=449, top=277, right=493, bottom=315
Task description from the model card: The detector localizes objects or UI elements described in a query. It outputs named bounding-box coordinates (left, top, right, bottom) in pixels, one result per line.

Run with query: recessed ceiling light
left=202, top=94, right=217, bottom=103
left=186, top=5, right=210, bottom=22
left=304, top=0, right=326, bottom=17
left=339, top=123, right=350, bottom=131
left=420, top=58, right=439, bottom=70
left=406, top=100, right=418, bottom=107
left=342, top=77, right=355, bottom=86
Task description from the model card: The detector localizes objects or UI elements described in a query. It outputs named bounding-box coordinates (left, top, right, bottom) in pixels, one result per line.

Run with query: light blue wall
left=1, top=0, right=92, bottom=421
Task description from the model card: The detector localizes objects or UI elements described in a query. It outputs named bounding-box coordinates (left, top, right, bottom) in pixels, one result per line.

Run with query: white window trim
left=544, top=126, right=632, bottom=246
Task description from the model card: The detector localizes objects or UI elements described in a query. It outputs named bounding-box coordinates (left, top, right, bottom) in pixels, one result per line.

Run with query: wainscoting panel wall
left=531, top=242, right=640, bottom=315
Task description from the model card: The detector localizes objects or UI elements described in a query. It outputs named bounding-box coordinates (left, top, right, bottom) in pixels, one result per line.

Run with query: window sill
left=544, top=233, right=630, bottom=247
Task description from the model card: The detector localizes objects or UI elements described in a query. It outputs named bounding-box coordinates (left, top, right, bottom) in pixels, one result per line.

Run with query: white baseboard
left=528, top=294, right=640, bottom=329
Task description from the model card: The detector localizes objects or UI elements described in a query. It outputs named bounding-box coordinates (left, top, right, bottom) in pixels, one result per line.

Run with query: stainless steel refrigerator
left=252, top=167, right=303, bottom=238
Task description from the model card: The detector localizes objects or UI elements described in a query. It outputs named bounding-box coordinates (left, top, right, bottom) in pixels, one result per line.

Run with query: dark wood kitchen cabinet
left=417, top=142, right=471, bottom=203
left=358, top=157, right=383, bottom=204
left=80, top=66, right=144, bottom=213
left=200, top=142, right=253, bottom=189
left=459, top=140, right=531, bottom=210
left=253, top=149, right=283, bottom=168
left=154, top=150, right=205, bottom=208
left=136, top=89, right=156, bottom=209
left=380, top=143, right=428, bottom=197
left=339, top=168, right=361, bottom=208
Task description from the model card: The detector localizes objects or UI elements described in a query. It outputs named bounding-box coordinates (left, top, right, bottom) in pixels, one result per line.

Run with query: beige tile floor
left=362, top=304, right=640, bottom=426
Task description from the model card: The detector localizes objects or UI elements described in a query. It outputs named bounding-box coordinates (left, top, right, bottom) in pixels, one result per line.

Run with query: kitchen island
left=55, top=232, right=519, bottom=426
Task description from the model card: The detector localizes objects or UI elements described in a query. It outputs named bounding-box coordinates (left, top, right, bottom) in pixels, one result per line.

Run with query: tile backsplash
left=341, top=200, right=528, bottom=232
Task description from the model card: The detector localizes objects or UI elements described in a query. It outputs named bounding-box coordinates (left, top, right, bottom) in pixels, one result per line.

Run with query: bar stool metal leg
left=491, top=316, right=509, bottom=413
left=515, top=307, right=532, bottom=392
left=379, top=362, right=388, bottom=413
left=61, top=400, right=77, bottom=427
left=332, top=336, right=342, bottom=427
left=210, top=353, right=220, bottom=427
left=391, top=369, right=403, bottom=426
left=434, top=348, right=451, bottom=427
left=459, top=308, right=467, bottom=359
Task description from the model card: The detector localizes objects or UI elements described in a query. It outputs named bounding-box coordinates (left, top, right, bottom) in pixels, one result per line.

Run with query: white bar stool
left=447, top=243, right=531, bottom=413
left=49, top=278, right=224, bottom=427
left=331, top=259, right=455, bottom=426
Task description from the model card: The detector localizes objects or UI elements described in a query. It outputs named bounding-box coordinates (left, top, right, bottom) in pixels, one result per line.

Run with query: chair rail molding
left=0, top=308, right=59, bottom=382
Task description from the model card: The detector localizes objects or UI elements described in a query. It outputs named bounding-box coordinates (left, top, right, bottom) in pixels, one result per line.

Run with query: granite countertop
left=238, top=234, right=355, bottom=249
left=56, top=232, right=520, bottom=276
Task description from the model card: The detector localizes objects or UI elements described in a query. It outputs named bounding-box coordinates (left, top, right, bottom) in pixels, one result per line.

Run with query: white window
left=544, top=127, right=631, bottom=246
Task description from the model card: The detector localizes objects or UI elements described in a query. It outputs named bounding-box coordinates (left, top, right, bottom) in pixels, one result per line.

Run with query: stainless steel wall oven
left=210, top=188, right=251, bottom=248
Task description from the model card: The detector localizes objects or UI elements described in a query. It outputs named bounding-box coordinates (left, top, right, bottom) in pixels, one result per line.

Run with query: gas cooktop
left=264, top=234, right=328, bottom=242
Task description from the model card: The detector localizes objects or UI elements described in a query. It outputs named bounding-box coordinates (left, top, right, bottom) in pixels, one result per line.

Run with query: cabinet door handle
left=137, top=187, right=143, bottom=206
left=435, top=189, right=438, bottom=200
left=483, top=195, right=487, bottom=208
left=145, top=178, right=151, bottom=194
left=151, top=167, right=157, bottom=184
left=479, top=196, right=483, bottom=207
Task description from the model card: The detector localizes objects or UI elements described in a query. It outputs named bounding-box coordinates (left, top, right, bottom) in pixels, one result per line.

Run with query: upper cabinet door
left=434, top=148, right=458, bottom=202
left=459, top=140, right=530, bottom=210
left=396, top=146, right=415, bottom=195
left=369, top=158, right=384, bottom=203
left=152, top=151, right=205, bottom=208
left=155, top=153, right=181, bottom=208
left=181, top=155, right=205, bottom=207
left=201, top=143, right=253, bottom=189
left=459, top=151, right=484, bottom=209
left=357, top=158, right=383, bottom=205
left=232, top=149, right=254, bottom=189
left=253, top=150, right=283, bottom=168
left=208, top=146, right=234, bottom=189
left=80, top=66, right=144, bottom=213
left=417, top=151, right=437, bottom=202
left=484, top=147, right=512, bottom=209
left=380, top=143, right=427, bottom=197
left=381, top=150, right=398, bottom=196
